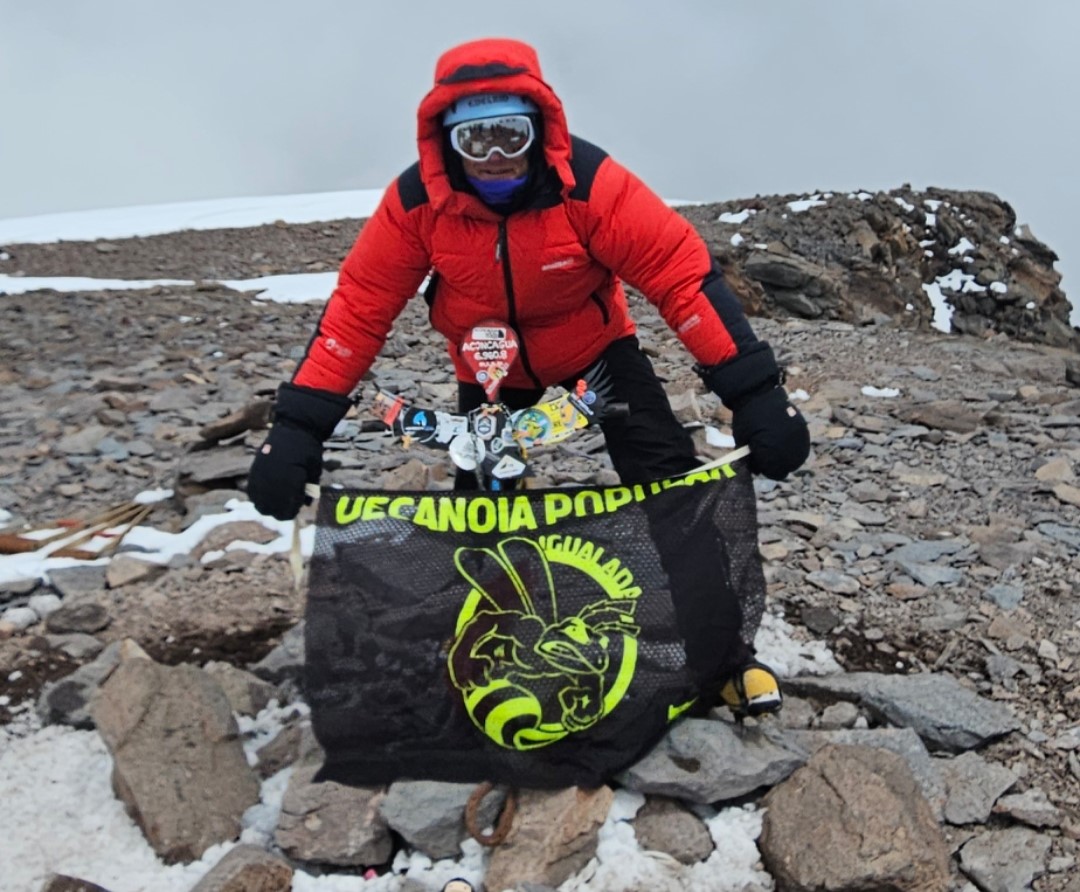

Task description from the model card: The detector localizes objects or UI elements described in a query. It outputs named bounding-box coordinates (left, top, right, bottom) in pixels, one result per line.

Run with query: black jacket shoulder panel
left=568, top=136, right=609, bottom=202
left=396, top=162, right=429, bottom=213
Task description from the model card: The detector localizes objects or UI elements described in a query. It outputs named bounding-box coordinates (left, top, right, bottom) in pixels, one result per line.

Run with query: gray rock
left=176, top=446, right=252, bottom=485
left=936, top=751, right=1018, bottom=824
left=45, top=600, right=110, bottom=634
left=959, top=827, right=1051, bottom=892
left=249, top=621, right=305, bottom=684
left=46, top=565, right=108, bottom=600
left=380, top=780, right=505, bottom=860
left=887, top=539, right=967, bottom=564
left=785, top=672, right=1021, bottom=752
left=993, top=787, right=1064, bottom=828
left=1, top=605, right=38, bottom=630
left=1, top=575, right=40, bottom=600
left=805, top=568, right=861, bottom=594
left=618, top=718, right=805, bottom=803
left=45, top=633, right=105, bottom=661
left=37, top=639, right=132, bottom=728
left=631, top=796, right=713, bottom=865
left=892, top=559, right=965, bottom=588
left=817, top=701, right=860, bottom=730
left=39, top=876, right=113, bottom=892
left=27, top=592, right=62, bottom=618
left=983, top=582, right=1024, bottom=610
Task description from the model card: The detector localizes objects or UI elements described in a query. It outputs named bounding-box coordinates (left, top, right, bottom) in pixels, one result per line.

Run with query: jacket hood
left=416, top=38, right=574, bottom=213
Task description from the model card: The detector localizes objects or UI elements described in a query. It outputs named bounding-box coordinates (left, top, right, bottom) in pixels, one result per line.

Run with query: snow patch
left=717, top=209, right=753, bottom=224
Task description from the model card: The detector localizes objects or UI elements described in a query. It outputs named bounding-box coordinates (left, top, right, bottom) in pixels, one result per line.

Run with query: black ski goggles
left=448, top=114, right=535, bottom=162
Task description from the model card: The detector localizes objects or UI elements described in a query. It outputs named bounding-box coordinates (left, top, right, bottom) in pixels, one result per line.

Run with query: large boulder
left=91, top=657, right=261, bottom=862
left=759, top=744, right=950, bottom=892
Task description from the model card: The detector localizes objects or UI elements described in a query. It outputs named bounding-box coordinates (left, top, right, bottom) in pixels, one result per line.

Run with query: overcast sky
left=2, top=0, right=1076, bottom=298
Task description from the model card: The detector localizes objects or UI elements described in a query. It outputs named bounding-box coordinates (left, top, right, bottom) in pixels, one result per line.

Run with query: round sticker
left=448, top=433, right=483, bottom=472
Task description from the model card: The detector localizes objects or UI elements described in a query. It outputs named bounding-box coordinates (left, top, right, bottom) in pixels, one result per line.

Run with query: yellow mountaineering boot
left=719, top=660, right=783, bottom=719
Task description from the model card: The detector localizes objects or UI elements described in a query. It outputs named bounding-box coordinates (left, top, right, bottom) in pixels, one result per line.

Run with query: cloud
left=1, top=1, right=1075, bottom=306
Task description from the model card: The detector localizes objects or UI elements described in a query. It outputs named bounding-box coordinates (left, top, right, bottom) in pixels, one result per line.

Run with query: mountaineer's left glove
left=697, top=343, right=810, bottom=480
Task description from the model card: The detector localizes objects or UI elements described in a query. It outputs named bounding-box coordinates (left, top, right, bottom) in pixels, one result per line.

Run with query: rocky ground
left=2, top=198, right=1080, bottom=891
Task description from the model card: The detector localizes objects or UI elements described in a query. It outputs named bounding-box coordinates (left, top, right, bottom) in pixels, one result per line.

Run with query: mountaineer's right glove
left=247, top=382, right=352, bottom=521
left=697, top=343, right=810, bottom=480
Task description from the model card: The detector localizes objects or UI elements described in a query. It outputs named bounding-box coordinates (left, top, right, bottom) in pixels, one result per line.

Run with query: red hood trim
left=416, top=38, right=574, bottom=214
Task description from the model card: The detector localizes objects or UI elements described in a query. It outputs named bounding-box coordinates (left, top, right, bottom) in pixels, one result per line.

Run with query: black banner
left=304, top=463, right=764, bottom=789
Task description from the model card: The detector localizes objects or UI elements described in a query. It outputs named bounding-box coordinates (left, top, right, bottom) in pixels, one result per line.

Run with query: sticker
left=398, top=407, right=439, bottom=443
left=490, top=454, right=528, bottom=480
left=461, top=320, right=520, bottom=401
left=511, top=407, right=552, bottom=448
left=448, top=433, right=484, bottom=472
left=473, top=413, right=499, bottom=440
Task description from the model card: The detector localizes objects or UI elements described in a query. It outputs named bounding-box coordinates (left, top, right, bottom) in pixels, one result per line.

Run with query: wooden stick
left=97, top=504, right=153, bottom=557
left=39, top=503, right=145, bottom=557
left=0, top=500, right=143, bottom=556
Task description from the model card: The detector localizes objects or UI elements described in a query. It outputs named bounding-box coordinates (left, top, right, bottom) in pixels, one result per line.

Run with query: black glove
left=247, top=383, right=352, bottom=520
left=697, top=343, right=810, bottom=480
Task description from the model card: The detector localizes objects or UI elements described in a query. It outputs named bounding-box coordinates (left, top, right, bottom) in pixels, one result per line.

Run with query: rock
left=785, top=672, right=1021, bottom=752
left=936, top=751, right=1018, bottom=825
left=188, top=844, right=292, bottom=892
left=249, top=621, right=305, bottom=684
left=1, top=605, right=38, bottom=631
left=45, top=565, right=108, bottom=600
left=618, top=718, right=804, bottom=803
left=27, top=593, right=62, bottom=619
left=45, top=632, right=105, bottom=660
left=274, top=760, right=392, bottom=867
left=902, top=400, right=984, bottom=433
left=44, top=600, right=110, bottom=634
left=176, top=446, right=253, bottom=487
left=779, top=727, right=945, bottom=819
left=760, top=744, right=950, bottom=892
left=483, top=786, right=614, bottom=892
left=198, top=401, right=273, bottom=443
left=800, top=606, right=842, bottom=635
left=958, top=827, right=1051, bottom=892
left=805, top=568, right=861, bottom=594
left=39, top=876, right=113, bottom=892
left=993, top=787, right=1064, bottom=828
left=378, top=458, right=431, bottom=491
left=203, top=661, right=278, bottom=716
left=380, top=780, right=506, bottom=861
left=104, top=555, right=164, bottom=589
left=91, top=658, right=261, bottom=862
left=254, top=722, right=306, bottom=779
left=36, top=638, right=149, bottom=728
left=192, top=521, right=279, bottom=560
left=630, top=796, right=713, bottom=865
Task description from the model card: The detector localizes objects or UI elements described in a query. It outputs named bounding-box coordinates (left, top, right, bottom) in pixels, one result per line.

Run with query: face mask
left=467, top=174, right=528, bottom=207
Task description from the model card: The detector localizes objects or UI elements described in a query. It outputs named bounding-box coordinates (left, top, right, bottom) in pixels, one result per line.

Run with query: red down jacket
left=293, top=37, right=758, bottom=394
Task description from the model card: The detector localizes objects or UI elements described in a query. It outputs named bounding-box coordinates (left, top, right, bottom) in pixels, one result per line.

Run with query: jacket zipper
left=497, top=219, right=541, bottom=388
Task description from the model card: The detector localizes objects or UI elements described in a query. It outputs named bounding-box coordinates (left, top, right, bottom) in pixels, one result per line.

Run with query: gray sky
left=1, top=0, right=1076, bottom=302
